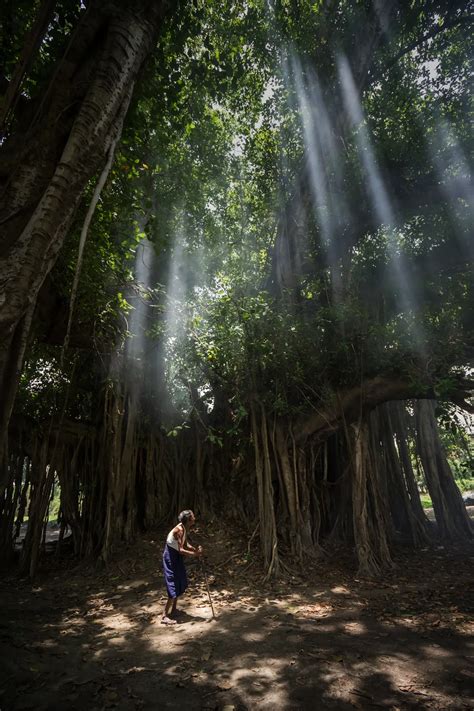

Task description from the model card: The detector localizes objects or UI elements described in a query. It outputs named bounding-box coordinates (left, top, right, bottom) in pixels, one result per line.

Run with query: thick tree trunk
left=273, top=424, right=318, bottom=561
left=274, top=423, right=302, bottom=560
left=57, top=441, right=83, bottom=555
left=351, top=418, right=394, bottom=576
left=390, top=401, right=430, bottom=539
left=0, top=0, right=174, bottom=458
left=19, top=438, right=54, bottom=577
left=0, top=454, right=22, bottom=560
left=415, top=400, right=472, bottom=541
left=0, top=303, right=35, bottom=493
left=377, top=404, right=430, bottom=546
left=99, top=381, right=131, bottom=563
left=250, top=402, right=280, bottom=577
left=368, top=411, right=394, bottom=539
left=295, top=440, right=320, bottom=554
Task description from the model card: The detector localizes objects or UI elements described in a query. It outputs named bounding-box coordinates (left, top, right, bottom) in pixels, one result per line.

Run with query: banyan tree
left=0, top=0, right=472, bottom=579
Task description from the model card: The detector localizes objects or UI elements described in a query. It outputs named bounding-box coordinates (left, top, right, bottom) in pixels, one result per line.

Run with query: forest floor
left=1, top=519, right=473, bottom=711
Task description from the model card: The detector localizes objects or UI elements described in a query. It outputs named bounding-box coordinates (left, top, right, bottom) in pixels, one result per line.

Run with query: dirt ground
left=1, top=523, right=473, bottom=711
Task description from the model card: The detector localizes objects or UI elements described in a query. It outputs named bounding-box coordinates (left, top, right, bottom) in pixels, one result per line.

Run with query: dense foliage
left=2, top=0, right=472, bottom=576
left=8, top=0, right=472, bottom=439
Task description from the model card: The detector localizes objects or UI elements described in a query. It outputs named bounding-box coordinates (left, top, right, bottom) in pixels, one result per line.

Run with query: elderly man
left=161, top=510, right=203, bottom=625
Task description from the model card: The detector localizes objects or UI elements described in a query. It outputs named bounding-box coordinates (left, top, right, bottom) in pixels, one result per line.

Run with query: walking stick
left=200, top=557, right=216, bottom=620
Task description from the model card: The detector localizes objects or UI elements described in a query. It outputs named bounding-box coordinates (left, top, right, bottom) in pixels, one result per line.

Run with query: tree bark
left=19, top=438, right=54, bottom=577
left=0, top=302, right=35, bottom=492
left=415, top=399, right=472, bottom=541
left=351, top=418, right=394, bottom=577
left=293, top=374, right=473, bottom=446
left=377, top=404, right=430, bottom=546
left=0, top=0, right=174, bottom=457
left=274, top=423, right=302, bottom=559
left=390, top=401, right=430, bottom=538
left=250, top=402, right=280, bottom=577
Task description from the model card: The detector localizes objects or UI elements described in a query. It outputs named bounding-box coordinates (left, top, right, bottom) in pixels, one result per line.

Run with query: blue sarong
left=163, top=543, right=188, bottom=598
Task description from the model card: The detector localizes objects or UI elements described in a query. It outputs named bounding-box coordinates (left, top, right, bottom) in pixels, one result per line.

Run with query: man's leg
left=161, top=596, right=177, bottom=624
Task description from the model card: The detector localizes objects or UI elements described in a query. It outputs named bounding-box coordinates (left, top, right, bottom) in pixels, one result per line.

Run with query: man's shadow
left=174, top=610, right=207, bottom=624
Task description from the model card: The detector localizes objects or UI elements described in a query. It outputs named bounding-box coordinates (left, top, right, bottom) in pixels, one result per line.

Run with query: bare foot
left=160, top=615, right=177, bottom=625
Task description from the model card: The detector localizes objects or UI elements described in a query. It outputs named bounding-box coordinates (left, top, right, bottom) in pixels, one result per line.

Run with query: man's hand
left=196, top=545, right=204, bottom=557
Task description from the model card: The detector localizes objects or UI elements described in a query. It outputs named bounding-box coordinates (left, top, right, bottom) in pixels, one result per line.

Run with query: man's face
left=189, top=512, right=196, bottom=528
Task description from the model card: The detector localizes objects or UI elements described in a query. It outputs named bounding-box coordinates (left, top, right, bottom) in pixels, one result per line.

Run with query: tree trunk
left=19, top=438, right=54, bottom=577
left=415, top=399, right=472, bottom=541
left=250, top=402, right=280, bottom=577
left=57, top=441, right=83, bottom=555
left=0, top=0, right=174, bottom=456
left=99, top=381, right=127, bottom=563
left=351, top=418, right=394, bottom=577
left=377, top=404, right=430, bottom=546
left=0, top=303, right=35, bottom=492
left=390, top=401, right=430, bottom=539
left=274, top=423, right=303, bottom=560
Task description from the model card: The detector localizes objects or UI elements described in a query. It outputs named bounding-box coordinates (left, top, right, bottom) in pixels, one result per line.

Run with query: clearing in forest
left=1, top=525, right=473, bottom=710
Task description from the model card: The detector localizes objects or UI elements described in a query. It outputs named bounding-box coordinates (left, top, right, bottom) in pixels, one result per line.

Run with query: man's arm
left=185, top=537, right=203, bottom=556
left=175, top=527, right=200, bottom=557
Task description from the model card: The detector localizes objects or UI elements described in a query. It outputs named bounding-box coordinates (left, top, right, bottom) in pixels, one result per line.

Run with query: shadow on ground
left=0, top=529, right=473, bottom=710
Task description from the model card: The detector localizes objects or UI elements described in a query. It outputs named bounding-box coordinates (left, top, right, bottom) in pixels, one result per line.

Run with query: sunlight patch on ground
left=241, top=630, right=267, bottom=642
left=342, top=621, right=367, bottom=635
left=421, top=643, right=458, bottom=659
left=229, top=663, right=290, bottom=707
left=331, top=585, right=352, bottom=595
left=116, top=579, right=150, bottom=590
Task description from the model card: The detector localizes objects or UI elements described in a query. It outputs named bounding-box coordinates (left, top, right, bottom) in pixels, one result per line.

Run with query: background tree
left=1, top=0, right=472, bottom=577
left=0, top=0, right=176, bottom=467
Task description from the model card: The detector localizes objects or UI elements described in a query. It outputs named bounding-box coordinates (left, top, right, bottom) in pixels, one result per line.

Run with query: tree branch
left=0, top=0, right=57, bottom=136
left=373, top=13, right=474, bottom=81
left=294, top=375, right=473, bottom=443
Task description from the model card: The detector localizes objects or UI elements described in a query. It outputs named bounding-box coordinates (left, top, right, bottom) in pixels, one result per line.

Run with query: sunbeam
left=337, top=53, right=426, bottom=349
left=125, top=237, right=155, bottom=375
left=287, top=52, right=345, bottom=300
left=431, top=118, right=474, bottom=261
